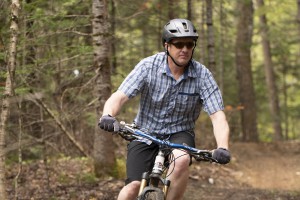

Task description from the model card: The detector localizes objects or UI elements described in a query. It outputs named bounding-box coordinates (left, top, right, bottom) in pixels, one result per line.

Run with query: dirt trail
left=232, top=142, right=300, bottom=191
left=184, top=141, right=300, bottom=200
left=6, top=141, right=300, bottom=199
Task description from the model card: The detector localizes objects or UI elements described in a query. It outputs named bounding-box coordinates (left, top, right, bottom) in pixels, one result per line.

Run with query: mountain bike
left=117, top=121, right=219, bottom=200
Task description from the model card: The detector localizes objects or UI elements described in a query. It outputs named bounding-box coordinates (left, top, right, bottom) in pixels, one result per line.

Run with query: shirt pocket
left=149, top=88, right=169, bottom=116
left=175, top=92, right=201, bottom=113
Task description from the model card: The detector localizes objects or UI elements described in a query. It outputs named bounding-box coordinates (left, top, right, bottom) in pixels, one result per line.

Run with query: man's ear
left=164, top=43, right=168, bottom=51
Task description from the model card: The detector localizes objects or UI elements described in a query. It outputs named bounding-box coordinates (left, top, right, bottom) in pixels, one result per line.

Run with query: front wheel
left=137, top=186, right=165, bottom=200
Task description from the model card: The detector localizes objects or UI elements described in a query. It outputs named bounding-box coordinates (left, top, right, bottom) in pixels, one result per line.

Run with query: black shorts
left=125, top=131, right=195, bottom=185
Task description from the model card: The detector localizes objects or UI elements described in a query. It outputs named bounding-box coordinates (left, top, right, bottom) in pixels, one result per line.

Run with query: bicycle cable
left=165, top=150, right=190, bottom=178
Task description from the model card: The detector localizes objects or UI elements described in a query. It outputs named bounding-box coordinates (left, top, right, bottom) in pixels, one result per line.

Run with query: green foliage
left=5, top=152, right=19, bottom=166
left=112, top=158, right=126, bottom=179
left=58, top=172, right=71, bottom=184
left=77, top=172, right=98, bottom=184
left=1, top=0, right=299, bottom=168
left=250, top=0, right=300, bottom=140
left=5, top=146, right=44, bottom=166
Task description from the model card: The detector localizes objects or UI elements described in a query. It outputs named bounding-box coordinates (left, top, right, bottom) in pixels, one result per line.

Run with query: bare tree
left=168, top=0, right=176, bottom=19
left=187, top=0, right=192, bottom=20
left=0, top=0, right=20, bottom=198
left=157, top=0, right=163, bottom=50
left=199, top=1, right=206, bottom=65
left=92, top=0, right=116, bottom=177
left=297, top=0, right=300, bottom=60
left=110, top=0, right=117, bottom=73
left=206, top=0, right=216, bottom=75
left=235, top=0, right=258, bottom=142
left=298, top=0, right=300, bottom=29
left=256, top=0, right=283, bottom=141
left=219, top=0, right=224, bottom=93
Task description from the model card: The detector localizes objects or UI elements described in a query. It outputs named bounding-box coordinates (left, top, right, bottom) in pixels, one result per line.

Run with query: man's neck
left=167, top=56, right=187, bottom=80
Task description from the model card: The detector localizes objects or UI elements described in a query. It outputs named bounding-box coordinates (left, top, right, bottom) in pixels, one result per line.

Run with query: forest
left=0, top=0, right=300, bottom=199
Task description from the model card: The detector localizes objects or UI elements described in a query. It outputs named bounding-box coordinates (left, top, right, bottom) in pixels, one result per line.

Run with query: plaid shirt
left=119, top=52, right=224, bottom=134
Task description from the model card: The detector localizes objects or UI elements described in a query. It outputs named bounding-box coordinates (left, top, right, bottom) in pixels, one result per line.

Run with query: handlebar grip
left=119, top=121, right=126, bottom=129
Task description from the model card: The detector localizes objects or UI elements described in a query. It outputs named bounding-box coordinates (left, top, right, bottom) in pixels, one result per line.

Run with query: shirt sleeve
left=200, top=70, right=224, bottom=115
left=118, top=60, right=148, bottom=99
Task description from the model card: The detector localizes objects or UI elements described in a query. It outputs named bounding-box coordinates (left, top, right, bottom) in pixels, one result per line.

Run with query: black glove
left=98, top=115, right=119, bottom=132
left=212, top=148, right=231, bottom=164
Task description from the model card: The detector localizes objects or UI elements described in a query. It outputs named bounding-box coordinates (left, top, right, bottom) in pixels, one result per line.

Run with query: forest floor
left=6, top=141, right=300, bottom=200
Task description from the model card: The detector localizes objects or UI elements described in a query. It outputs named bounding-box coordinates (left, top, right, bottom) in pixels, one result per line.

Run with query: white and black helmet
left=162, top=18, right=198, bottom=46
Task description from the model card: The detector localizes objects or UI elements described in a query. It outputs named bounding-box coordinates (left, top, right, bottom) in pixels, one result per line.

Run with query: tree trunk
left=157, top=1, right=163, bottom=50
left=187, top=0, right=192, bottom=20
left=297, top=0, right=300, bottom=60
left=206, top=0, right=216, bottom=75
left=235, top=0, right=258, bottom=142
left=168, top=0, right=175, bottom=19
left=0, top=0, right=20, bottom=198
left=256, top=0, right=283, bottom=141
left=92, top=0, right=116, bottom=177
left=110, top=0, right=117, bottom=74
left=298, top=0, right=300, bottom=31
left=282, top=64, right=289, bottom=140
left=219, top=0, right=224, bottom=93
left=199, top=1, right=206, bottom=65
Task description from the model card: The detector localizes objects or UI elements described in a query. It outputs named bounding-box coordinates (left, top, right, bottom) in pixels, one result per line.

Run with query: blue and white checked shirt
left=119, top=52, right=224, bottom=135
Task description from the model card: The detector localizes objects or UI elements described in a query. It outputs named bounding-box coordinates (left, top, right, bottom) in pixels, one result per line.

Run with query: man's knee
left=125, top=180, right=140, bottom=193
left=171, top=150, right=191, bottom=169
left=118, top=181, right=140, bottom=200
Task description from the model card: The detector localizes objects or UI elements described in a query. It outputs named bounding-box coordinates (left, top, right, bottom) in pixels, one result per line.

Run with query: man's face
left=165, top=38, right=195, bottom=67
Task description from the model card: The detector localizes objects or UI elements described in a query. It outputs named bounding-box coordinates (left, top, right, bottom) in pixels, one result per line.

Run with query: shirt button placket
left=168, top=84, right=177, bottom=113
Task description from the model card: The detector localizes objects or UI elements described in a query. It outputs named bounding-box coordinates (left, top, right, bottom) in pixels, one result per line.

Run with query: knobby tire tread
left=137, top=187, right=165, bottom=200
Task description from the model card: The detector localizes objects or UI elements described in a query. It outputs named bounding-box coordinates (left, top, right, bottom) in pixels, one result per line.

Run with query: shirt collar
left=186, top=60, right=197, bottom=78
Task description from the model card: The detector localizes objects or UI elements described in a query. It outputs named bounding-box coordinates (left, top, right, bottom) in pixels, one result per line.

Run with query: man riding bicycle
left=99, top=18, right=231, bottom=200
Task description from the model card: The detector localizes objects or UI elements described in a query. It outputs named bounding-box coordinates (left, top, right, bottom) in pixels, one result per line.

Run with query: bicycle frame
left=118, top=122, right=217, bottom=199
left=120, top=122, right=214, bottom=160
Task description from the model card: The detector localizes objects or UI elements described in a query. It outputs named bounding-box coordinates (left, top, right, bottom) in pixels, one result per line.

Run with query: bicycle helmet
left=162, top=18, right=198, bottom=46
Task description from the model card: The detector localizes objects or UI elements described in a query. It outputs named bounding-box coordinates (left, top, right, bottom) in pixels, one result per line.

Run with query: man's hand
left=98, top=115, right=119, bottom=132
left=212, top=148, right=231, bottom=164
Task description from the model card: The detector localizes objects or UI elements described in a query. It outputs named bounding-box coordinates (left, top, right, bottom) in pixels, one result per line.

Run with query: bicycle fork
left=138, top=150, right=171, bottom=198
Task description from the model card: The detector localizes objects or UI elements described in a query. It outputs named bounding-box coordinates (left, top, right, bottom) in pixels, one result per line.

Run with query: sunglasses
left=169, top=41, right=195, bottom=49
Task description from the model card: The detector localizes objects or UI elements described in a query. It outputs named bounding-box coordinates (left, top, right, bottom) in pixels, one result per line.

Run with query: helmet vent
left=182, top=22, right=187, bottom=29
left=169, top=29, right=178, bottom=33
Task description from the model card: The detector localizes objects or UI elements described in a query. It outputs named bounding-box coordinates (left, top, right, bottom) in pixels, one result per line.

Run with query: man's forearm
left=214, top=120, right=229, bottom=149
left=102, top=90, right=129, bottom=117
left=210, top=111, right=230, bottom=149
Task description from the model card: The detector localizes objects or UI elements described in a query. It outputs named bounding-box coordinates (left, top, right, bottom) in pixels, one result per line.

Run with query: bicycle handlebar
left=117, top=121, right=218, bottom=163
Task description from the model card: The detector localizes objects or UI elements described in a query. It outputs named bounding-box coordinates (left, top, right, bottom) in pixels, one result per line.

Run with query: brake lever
left=118, top=121, right=137, bottom=141
left=194, top=153, right=218, bottom=163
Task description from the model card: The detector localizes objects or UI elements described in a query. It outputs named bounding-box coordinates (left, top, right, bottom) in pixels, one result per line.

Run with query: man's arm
left=210, top=110, right=229, bottom=149
left=102, top=90, right=129, bottom=117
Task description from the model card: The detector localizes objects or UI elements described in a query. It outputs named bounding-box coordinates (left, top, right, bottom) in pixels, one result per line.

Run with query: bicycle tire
left=137, top=186, right=165, bottom=200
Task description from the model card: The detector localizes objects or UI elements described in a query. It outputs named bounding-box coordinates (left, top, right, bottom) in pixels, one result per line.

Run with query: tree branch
left=34, top=96, right=90, bottom=158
